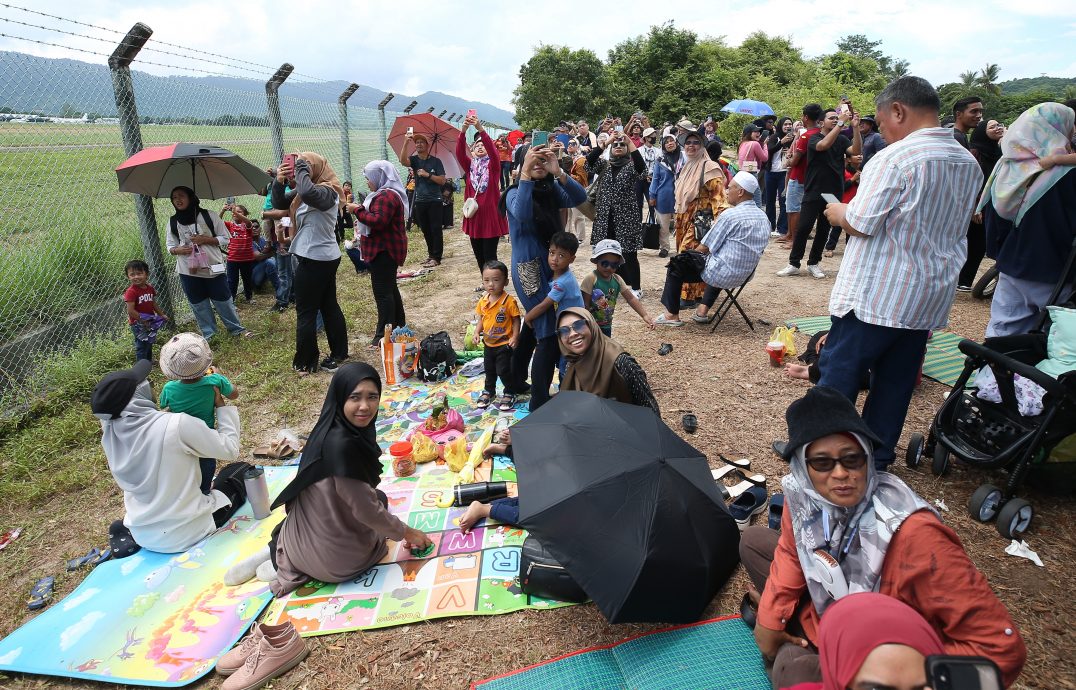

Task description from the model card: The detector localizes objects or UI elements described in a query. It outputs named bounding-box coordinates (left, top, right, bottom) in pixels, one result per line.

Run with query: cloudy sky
left=3, top=0, right=1073, bottom=112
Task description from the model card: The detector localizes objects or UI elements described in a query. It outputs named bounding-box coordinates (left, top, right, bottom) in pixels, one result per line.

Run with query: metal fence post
left=337, top=83, right=359, bottom=183
left=377, top=94, right=394, bottom=160
left=108, top=23, right=174, bottom=318
left=265, top=63, right=294, bottom=166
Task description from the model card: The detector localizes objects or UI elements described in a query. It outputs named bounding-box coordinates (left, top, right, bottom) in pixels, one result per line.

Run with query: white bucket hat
left=159, top=332, right=213, bottom=380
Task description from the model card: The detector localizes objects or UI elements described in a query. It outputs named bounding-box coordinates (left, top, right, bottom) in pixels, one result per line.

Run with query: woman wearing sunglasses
left=740, top=386, right=1025, bottom=689
left=555, top=308, right=659, bottom=412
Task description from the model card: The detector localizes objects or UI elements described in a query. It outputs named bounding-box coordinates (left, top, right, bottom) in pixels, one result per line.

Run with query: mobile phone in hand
left=821, top=193, right=840, bottom=204
left=226, top=196, right=235, bottom=205
left=282, top=153, right=296, bottom=174
left=467, top=109, right=476, bottom=118
left=614, top=125, right=624, bottom=132
left=531, top=130, right=549, bottom=147
left=925, top=655, right=1002, bottom=690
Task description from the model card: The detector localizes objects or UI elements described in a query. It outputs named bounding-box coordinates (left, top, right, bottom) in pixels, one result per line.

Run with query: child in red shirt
left=222, top=204, right=257, bottom=301
left=124, top=259, right=169, bottom=362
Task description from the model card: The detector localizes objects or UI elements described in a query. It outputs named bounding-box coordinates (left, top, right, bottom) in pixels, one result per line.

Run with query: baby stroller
left=906, top=241, right=1076, bottom=539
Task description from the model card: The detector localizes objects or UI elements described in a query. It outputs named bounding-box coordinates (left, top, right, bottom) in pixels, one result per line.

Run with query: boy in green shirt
left=158, top=333, right=239, bottom=494
left=580, top=239, right=654, bottom=336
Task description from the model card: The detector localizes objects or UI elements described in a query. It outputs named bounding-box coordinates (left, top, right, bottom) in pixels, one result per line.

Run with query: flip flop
left=724, top=471, right=768, bottom=500
left=718, top=454, right=751, bottom=470
left=253, top=438, right=300, bottom=460
left=711, top=465, right=741, bottom=482
left=66, top=547, right=101, bottom=572
left=28, top=576, right=54, bottom=611
left=658, top=343, right=673, bottom=356
left=87, top=548, right=112, bottom=568
left=682, top=413, right=698, bottom=433
left=768, top=493, right=785, bottom=531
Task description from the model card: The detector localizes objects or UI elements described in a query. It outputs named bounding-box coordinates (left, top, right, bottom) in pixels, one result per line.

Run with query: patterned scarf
left=782, top=433, right=934, bottom=617
left=469, top=150, right=490, bottom=195
left=977, top=102, right=1075, bottom=224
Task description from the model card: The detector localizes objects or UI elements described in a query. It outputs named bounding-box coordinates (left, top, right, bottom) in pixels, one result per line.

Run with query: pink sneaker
left=218, top=622, right=305, bottom=683
left=217, top=622, right=294, bottom=675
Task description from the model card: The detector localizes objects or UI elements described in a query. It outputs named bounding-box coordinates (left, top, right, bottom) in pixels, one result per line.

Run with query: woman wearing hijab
left=648, top=132, right=682, bottom=258
left=978, top=102, right=1076, bottom=336
left=91, top=360, right=247, bottom=554
left=503, top=145, right=588, bottom=411
left=273, top=152, right=349, bottom=373
left=456, top=114, right=508, bottom=274
left=556, top=308, right=659, bottom=411
left=957, top=120, right=1006, bottom=292
left=784, top=593, right=946, bottom=690
left=739, top=386, right=1026, bottom=689
left=673, top=128, right=728, bottom=308
left=586, top=128, right=647, bottom=294
left=165, top=186, right=251, bottom=339
left=226, top=363, right=433, bottom=595
left=344, top=160, right=409, bottom=348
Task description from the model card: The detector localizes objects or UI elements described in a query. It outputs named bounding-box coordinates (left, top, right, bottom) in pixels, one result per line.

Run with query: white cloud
left=61, top=588, right=101, bottom=611
left=0, top=647, right=22, bottom=665
left=59, top=611, right=106, bottom=651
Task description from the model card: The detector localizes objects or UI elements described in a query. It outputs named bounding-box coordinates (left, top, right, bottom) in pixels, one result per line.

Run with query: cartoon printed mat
left=471, top=615, right=769, bottom=690
left=0, top=467, right=297, bottom=687
left=262, top=373, right=573, bottom=636
left=786, top=316, right=968, bottom=387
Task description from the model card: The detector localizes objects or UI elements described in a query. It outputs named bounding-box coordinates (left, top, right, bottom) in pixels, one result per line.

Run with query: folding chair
left=710, top=270, right=756, bottom=332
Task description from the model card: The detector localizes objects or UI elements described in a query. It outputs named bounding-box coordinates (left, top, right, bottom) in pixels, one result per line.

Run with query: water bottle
left=244, top=467, right=271, bottom=520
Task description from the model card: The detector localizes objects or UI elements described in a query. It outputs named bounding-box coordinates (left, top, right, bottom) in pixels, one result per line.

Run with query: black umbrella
left=512, top=391, right=740, bottom=624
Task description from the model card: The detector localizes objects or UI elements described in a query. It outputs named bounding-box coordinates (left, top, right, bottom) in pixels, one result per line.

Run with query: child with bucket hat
left=158, top=333, right=239, bottom=494
left=580, top=239, right=654, bottom=336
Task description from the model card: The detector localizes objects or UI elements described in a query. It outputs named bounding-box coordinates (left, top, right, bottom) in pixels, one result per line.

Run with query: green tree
left=959, top=71, right=978, bottom=88
left=836, top=34, right=885, bottom=62
left=977, top=63, right=1002, bottom=95
left=605, top=23, right=699, bottom=115
left=512, top=45, right=608, bottom=130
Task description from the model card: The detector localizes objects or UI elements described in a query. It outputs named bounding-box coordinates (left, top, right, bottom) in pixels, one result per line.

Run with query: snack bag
left=444, top=436, right=469, bottom=472
left=770, top=326, right=798, bottom=358
left=411, top=432, right=439, bottom=464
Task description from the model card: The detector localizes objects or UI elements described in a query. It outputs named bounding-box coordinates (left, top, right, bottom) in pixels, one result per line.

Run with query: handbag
left=690, top=172, right=714, bottom=242
left=741, top=160, right=759, bottom=173
left=666, top=249, right=707, bottom=283
left=577, top=174, right=601, bottom=221
left=519, top=536, right=588, bottom=603
left=462, top=197, right=479, bottom=219
left=641, top=207, right=661, bottom=250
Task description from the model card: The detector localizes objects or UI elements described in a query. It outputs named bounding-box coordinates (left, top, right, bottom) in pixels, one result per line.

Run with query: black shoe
left=320, top=357, right=341, bottom=372
left=771, top=440, right=788, bottom=458
left=658, top=248, right=669, bottom=258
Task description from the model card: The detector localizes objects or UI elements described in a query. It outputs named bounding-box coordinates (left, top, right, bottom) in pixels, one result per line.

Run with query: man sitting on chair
left=656, top=171, right=771, bottom=326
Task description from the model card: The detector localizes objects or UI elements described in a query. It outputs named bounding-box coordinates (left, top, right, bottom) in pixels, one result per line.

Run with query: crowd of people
left=103, top=75, right=1076, bottom=689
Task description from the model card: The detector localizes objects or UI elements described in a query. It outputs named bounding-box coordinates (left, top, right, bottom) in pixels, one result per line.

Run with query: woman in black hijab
left=225, top=363, right=433, bottom=595
left=165, top=186, right=251, bottom=339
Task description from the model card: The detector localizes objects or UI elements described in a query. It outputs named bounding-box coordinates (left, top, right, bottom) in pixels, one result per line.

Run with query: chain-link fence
left=0, top=16, right=514, bottom=407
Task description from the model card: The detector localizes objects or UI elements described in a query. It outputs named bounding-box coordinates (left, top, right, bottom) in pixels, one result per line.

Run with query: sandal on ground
left=476, top=391, right=493, bottom=409
left=28, top=576, right=54, bottom=611
left=253, top=438, right=300, bottom=460
left=711, top=465, right=741, bottom=482
left=66, top=547, right=101, bottom=571
left=87, top=548, right=112, bottom=568
left=768, top=493, right=785, bottom=531
left=495, top=394, right=516, bottom=412
left=682, top=413, right=698, bottom=433
left=718, top=454, right=751, bottom=470
left=654, top=314, right=685, bottom=327
left=724, top=472, right=767, bottom=500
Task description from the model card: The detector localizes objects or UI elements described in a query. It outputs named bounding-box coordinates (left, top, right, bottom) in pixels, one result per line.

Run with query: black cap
left=782, top=386, right=881, bottom=461
left=91, top=360, right=152, bottom=419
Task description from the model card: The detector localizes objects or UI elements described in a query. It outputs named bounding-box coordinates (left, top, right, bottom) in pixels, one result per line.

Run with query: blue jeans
left=987, top=273, right=1075, bottom=337
left=252, top=258, right=278, bottom=292
left=752, top=185, right=763, bottom=209
left=764, top=170, right=787, bottom=233
left=816, top=311, right=929, bottom=468
left=345, top=246, right=368, bottom=274
left=179, top=273, right=245, bottom=338
left=275, top=251, right=294, bottom=306
left=131, top=324, right=152, bottom=363
left=489, top=497, right=519, bottom=525
left=511, top=325, right=560, bottom=411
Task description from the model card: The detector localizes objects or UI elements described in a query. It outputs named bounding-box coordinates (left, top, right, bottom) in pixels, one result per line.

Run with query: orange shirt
left=475, top=291, right=520, bottom=348
left=759, top=509, right=1026, bottom=687
left=495, top=139, right=512, bottom=163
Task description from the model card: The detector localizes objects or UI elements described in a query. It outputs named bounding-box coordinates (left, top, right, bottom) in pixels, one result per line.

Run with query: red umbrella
left=507, top=129, right=525, bottom=146
left=116, top=143, right=268, bottom=199
left=387, top=114, right=463, bottom=178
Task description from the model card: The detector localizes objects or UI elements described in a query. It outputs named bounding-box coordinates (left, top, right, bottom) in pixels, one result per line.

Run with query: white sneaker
left=632, top=289, right=644, bottom=300
left=807, top=264, right=826, bottom=279
left=775, top=265, right=800, bottom=277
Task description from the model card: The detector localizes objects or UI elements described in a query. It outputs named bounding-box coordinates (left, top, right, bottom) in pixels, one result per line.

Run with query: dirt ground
left=1, top=218, right=1074, bottom=690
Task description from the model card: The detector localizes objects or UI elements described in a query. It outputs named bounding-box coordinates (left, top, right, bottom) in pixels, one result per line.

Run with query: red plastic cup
left=766, top=341, right=786, bottom=366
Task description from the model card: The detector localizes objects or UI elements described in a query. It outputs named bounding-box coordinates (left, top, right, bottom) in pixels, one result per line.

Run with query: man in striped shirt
left=817, top=76, right=983, bottom=469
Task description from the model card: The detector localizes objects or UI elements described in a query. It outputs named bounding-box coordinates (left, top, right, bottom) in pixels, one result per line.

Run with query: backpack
left=418, top=331, right=457, bottom=382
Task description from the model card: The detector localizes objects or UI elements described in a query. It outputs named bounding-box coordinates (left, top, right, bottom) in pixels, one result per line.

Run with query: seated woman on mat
left=225, top=363, right=433, bottom=595
left=784, top=592, right=946, bottom=690
left=92, top=360, right=248, bottom=556
left=740, top=386, right=1025, bottom=689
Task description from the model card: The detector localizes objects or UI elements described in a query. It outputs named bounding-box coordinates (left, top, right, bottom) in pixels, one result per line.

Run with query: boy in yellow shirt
left=475, top=260, right=521, bottom=412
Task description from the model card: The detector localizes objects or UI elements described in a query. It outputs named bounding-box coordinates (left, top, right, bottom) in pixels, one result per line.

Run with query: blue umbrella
left=720, top=99, right=775, bottom=117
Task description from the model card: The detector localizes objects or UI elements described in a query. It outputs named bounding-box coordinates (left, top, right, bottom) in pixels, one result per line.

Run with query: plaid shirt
left=700, top=202, right=770, bottom=289
left=357, top=191, right=408, bottom=266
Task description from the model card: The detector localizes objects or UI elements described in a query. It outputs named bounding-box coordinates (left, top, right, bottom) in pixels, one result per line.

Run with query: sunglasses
left=683, top=140, right=701, bottom=147
left=805, top=452, right=868, bottom=473
left=598, top=259, right=622, bottom=269
left=556, top=318, right=589, bottom=340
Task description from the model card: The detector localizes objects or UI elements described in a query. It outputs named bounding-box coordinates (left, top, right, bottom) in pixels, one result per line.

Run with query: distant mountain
left=0, top=51, right=517, bottom=127
left=999, top=76, right=1076, bottom=97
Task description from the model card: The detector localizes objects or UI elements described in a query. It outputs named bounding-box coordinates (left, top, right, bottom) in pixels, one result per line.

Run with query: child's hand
left=508, top=333, right=518, bottom=349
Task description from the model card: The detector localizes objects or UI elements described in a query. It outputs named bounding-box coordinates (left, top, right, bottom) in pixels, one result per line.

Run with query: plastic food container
left=766, top=341, right=787, bottom=366
left=389, top=441, right=416, bottom=477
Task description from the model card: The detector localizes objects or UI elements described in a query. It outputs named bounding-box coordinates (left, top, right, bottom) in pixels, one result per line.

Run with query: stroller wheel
left=968, top=484, right=1003, bottom=523
left=905, top=433, right=925, bottom=468
left=931, top=445, right=950, bottom=477
left=996, top=498, right=1033, bottom=539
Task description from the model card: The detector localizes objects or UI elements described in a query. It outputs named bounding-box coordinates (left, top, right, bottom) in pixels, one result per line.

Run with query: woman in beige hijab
left=672, top=128, right=727, bottom=306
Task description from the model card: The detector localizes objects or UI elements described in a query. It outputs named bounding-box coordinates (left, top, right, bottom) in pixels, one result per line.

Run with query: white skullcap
left=733, top=170, right=759, bottom=195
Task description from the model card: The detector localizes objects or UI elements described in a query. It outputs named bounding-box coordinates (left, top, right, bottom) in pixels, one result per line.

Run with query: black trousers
left=660, top=268, right=720, bottom=315
left=616, top=251, right=641, bottom=290
left=470, top=236, right=500, bottom=272
left=788, top=197, right=830, bottom=268
left=958, top=221, right=986, bottom=287
left=226, top=260, right=256, bottom=301
left=483, top=343, right=514, bottom=394
left=511, top=324, right=560, bottom=411
left=412, top=200, right=443, bottom=261
left=293, top=256, right=348, bottom=371
left=369, top=251, right=406, bottom=345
